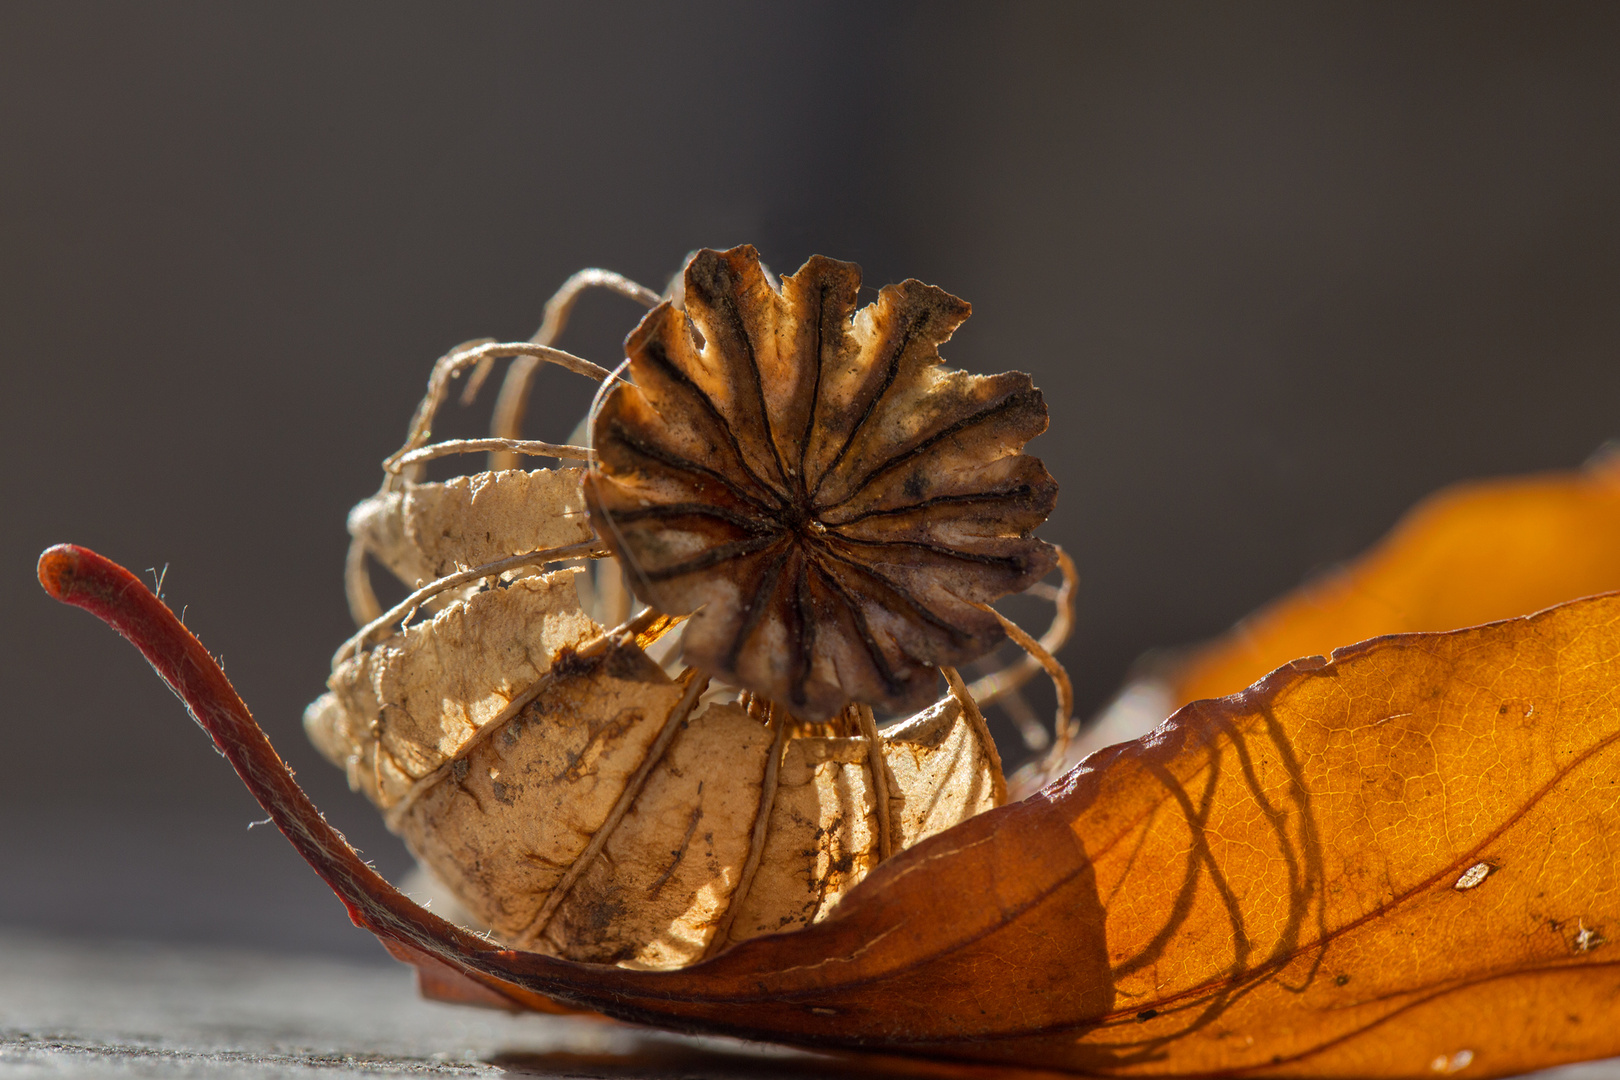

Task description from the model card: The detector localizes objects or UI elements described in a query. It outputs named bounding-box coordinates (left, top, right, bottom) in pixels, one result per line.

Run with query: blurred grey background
left=3, top=2, right=1618, bottom=959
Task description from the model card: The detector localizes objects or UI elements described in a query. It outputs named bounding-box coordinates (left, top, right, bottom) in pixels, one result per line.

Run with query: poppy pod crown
left=587, top=245, right=1059, bottom=720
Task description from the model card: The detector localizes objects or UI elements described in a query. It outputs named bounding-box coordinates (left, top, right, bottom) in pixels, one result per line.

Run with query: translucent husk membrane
left=305, top=256, right=1074, bottom=970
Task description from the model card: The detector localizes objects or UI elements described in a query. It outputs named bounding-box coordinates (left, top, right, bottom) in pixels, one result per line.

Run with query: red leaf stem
left=35, top=544, right=590, bottom=1015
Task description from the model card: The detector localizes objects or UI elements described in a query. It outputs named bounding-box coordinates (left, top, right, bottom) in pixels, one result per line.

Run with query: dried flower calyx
left=587, top=246, right=1059, bottom=720
left=304, top=248, right=1074, bottom=972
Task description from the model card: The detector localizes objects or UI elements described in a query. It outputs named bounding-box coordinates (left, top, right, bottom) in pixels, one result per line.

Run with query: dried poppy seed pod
left=587, top=246, right=1059, bottom=721
left=305, top=248, right=1074, bottom=970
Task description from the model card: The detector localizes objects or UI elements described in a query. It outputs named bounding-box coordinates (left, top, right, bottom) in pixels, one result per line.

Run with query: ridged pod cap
left=587, top=246, right=1058, bottom=720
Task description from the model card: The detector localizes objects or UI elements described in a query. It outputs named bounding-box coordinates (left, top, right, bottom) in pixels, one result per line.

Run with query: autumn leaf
left=1174, top=450, right=1620, bottom=707
left=37, top=542, right=1620, bottom=1077
left=31, top=249, right=1620, bottom=1077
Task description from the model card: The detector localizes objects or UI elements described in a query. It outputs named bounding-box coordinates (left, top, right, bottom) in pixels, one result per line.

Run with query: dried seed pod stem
left=703, top=706, right=791, bottom=959
left=344, top=531, right=383, bottom=625
left=852, top=703, right=894, bottom=860
left=388, top=437, right=593, bottom=472
left=514, top=668, right=712, bottom=949
left=334, top=537, right=609, bottom=666
left=390, top=340, right=616, bottom=483
left=972, top=597, right=1076, bottom=780
left=942, top=666, right=1007, bottom=807
left=488, top=269, right=661, bottom=470
left=966, top=546, right=1077, bottom=708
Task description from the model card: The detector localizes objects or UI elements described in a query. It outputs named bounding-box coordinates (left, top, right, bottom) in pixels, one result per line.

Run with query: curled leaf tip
left=37, top=542, right=90, bottom=602
left=38, top=544, right=156, bottom=626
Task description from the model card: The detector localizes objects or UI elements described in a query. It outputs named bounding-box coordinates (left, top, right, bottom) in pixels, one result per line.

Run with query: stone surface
left=0, top=930, right=837, bottom=1078
left=3, top=928, right=1620, bottom=1078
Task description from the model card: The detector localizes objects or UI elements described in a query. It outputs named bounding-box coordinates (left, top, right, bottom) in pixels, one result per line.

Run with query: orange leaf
left=39, top=544, right=1620, bottom=1077
left=1174, top=451, right=1620, bottom=707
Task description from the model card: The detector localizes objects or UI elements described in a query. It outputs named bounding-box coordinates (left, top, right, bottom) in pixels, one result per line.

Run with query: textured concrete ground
left=0, top=931, right=843, bottom=1079
left=1, top=929, right=1617, bottom=1079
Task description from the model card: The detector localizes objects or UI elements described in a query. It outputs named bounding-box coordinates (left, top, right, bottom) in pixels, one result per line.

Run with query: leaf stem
left=35, top=543, right=556, bottom=1009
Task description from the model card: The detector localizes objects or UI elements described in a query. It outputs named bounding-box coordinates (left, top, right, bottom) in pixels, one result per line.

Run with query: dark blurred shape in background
left=4, top=2, right=1617, bottom=957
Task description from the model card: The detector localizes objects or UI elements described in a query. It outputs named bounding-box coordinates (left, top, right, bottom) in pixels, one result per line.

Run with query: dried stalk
left=972, top=601, right=1076, bottom=781
left=967, top=547, right=1077, bottom=708
left=345, top=534, right=382, bottom=626
left=347, top=323, right=623, bottom=626
left=489, top=269, right=660, bottom=471
left=514, top=668, right=711, bottom=949
left=388, top=437, right=592, bottom=473
left=334, top=538, right=610, bottom=667
left=387, top=341, right=616, bottom=487
left=852, top=704, right=894, bottom=860
left=704, top=705, right=790, bottom=958
left=942, top=666, right=1008, bottom=807
left=629, top=611, right=683, bottom=651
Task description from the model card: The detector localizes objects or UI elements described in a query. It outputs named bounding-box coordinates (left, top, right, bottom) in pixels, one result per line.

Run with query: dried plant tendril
left=305, top=245, right=1069, bottom=970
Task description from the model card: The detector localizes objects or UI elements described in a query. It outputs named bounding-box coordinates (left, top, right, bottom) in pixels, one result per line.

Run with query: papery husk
left=346, top=467, right=593, bottom=592
left=309, top=467, right=1004, bottom=970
